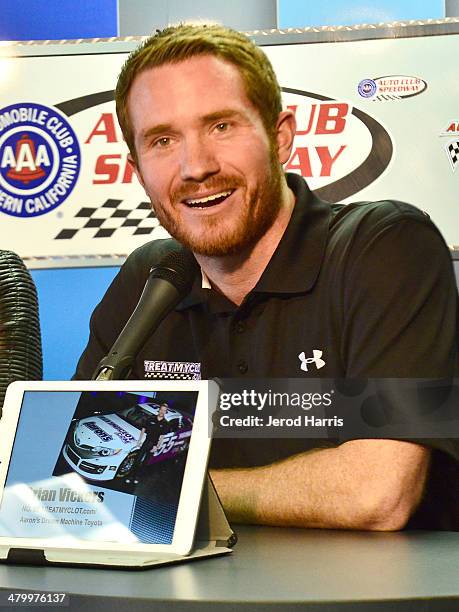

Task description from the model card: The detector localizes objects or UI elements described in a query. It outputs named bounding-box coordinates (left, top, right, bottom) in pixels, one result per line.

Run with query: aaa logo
left=0, top=102, right=81, bottom=217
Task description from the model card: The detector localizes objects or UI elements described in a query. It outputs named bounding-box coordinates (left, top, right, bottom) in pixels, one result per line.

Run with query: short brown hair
left=115, top=23, right=282, bottom=161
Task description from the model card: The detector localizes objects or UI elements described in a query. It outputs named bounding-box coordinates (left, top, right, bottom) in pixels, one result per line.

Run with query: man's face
left=127, top=55, right=286, bottom=256
left=159, top=404, right=168, bottom=417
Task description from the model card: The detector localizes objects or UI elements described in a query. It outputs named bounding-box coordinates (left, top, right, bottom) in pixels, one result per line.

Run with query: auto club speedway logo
left=281, top=88, right=392, bottom=202
left=48, top=87, right=393, bottom=243
left=357, top=75, right=427, bottom=101
left=0, top=102, right=80, bottom=218
left=0, top=89, right=392, bottom=234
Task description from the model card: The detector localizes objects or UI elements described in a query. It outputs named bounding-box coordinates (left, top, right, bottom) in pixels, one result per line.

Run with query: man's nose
left=180, top=136, right=220, bottom=182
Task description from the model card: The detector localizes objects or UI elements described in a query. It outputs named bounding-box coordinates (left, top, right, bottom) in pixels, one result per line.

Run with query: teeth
left=185, top=190, right=232, bottom=205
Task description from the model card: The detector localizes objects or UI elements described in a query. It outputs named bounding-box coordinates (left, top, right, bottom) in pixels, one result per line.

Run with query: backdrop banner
left=1, top=21, right=458, bottom=266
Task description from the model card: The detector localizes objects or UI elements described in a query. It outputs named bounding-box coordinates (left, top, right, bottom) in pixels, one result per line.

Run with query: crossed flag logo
left=445, top=140, right=459, bottom=172
left=298, top=350, right=326, bottom=372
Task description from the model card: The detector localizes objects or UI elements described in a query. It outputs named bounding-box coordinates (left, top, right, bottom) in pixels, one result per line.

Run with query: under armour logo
left=298, top=350, right=326, bottom=372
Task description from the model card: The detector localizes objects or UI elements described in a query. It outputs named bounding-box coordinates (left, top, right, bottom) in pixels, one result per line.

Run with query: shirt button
left=237, top=360, right=248, bottom=374
left=236, top=321, right=245, bottom=333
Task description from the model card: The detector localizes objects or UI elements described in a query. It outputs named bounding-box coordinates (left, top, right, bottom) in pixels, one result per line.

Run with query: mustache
left=171, top=176, right=245, bottom=203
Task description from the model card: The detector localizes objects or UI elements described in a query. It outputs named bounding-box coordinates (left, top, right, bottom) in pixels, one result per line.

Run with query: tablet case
left=0, top=475, right=236, bottom=569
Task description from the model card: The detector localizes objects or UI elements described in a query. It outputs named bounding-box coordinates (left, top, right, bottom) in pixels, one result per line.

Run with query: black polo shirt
left=74, top=173, right=458, bottom=529
left=143, top=416, right=170, bottom=449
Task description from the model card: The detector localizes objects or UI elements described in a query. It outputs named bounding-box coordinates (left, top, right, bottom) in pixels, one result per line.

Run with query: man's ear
left=275, top=110, right=296, bottom=165
left=127, top=153, right=145, bottom=188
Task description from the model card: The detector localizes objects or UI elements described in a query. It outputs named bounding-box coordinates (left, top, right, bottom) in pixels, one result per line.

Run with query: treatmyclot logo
left=144, top=360, right=202, bottom=380
left=0, top=102, right=80, bottom=217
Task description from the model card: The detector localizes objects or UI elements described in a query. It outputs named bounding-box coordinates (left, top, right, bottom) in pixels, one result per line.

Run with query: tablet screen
left=0, top=389, right=199, bottom=545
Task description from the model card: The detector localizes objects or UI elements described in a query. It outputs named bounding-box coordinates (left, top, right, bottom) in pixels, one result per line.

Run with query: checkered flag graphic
left=445, top=140, right=459, bottom=172
left=55, top=199, right=160, bottom=239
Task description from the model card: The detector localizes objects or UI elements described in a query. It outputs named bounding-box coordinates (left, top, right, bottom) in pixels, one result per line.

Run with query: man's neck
left=195, top=183, right=295, bottom=306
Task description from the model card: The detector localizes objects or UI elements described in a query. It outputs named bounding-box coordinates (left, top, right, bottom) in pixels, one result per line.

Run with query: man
left=75, top=24, right=458, bottom=530
left=126, top=402, right=171, bottom=485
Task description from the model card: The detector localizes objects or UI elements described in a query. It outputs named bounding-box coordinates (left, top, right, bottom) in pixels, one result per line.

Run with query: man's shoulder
left=331, top=198, right=431, bottom=228
left=327, top=198, right=444, bottom=247
left=319, top=197, right=454, bottom=290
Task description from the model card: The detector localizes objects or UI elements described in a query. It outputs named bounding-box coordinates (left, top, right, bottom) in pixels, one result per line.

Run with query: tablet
left=0, top=380, right=228, bottom=568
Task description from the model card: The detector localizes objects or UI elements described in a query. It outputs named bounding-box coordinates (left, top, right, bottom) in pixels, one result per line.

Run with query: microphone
left=0, top=250, right=43, bottom=416
left=92, top=247, right=199, bottom=381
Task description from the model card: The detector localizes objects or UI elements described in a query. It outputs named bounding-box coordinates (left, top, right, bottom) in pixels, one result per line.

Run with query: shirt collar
left=253, top=173, right=332, bottom=294
left=177, top=173, right=332, bottom=310
left=201, top=268, right=212, bottom=289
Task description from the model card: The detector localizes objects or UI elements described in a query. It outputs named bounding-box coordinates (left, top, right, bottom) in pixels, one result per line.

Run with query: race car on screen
left=62, top=402, right=192, bottom=480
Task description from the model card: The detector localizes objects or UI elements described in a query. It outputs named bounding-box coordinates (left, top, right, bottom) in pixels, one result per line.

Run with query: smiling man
left=126, top=53, right=293, bottom=273
left=75, top=24, right=458, bottom=530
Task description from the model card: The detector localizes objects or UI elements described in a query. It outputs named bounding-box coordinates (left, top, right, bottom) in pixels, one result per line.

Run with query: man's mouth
left=182, top=190, right=234, bottom=209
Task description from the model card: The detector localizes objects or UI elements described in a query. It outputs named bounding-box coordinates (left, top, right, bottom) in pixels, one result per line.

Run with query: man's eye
left=154, top=137, right=171, bottom=147
left=215, top=122, right=229, bottom=132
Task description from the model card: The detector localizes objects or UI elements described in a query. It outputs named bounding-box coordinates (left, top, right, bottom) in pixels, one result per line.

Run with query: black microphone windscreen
left=0, top=251, right=43, bottom=414
left=149, top=247, right=199, bottom=295
left=92, top=246, right=200, bottom=380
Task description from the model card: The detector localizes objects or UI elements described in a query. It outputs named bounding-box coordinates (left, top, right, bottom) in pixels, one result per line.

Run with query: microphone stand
left=92, top=356, right=133, bottom=381
left=91, top=275, right=185, bottom=381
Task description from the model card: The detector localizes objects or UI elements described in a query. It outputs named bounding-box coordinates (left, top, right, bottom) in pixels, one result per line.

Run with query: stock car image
left=62, top=402, right=193, bottom=482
